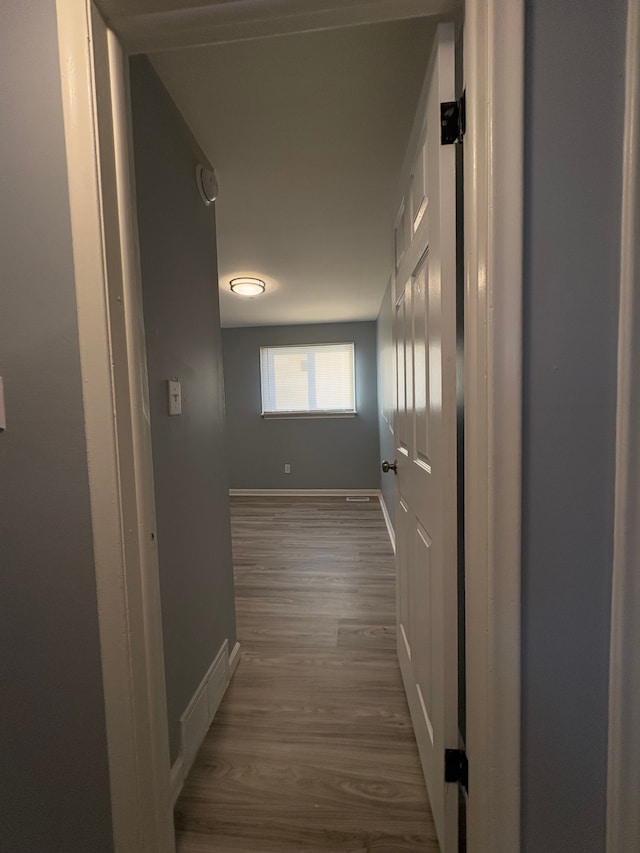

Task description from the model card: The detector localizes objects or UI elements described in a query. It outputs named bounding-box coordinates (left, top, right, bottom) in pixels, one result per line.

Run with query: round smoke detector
left=196, top=164, right=218, bottom=206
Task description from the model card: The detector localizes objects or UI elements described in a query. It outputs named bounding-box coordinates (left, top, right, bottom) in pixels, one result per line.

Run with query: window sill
left=261, top=411, right=357, bottom=420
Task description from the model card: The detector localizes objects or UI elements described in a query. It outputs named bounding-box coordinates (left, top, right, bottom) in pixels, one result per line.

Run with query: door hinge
left=445, top=748, right=468, bottom=790
left=440, top=91, right=466, bottom=145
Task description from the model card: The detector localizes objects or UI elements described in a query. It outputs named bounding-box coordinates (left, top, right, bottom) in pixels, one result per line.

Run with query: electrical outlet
left=284, top=463, right=291, bottom=474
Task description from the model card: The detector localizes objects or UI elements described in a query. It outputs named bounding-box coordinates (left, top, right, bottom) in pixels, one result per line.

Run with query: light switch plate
left=168, top=378, right=182, bottom=416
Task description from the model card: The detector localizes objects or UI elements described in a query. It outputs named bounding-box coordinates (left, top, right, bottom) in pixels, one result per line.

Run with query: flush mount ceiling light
left=229, top=277, right=266, bottom=297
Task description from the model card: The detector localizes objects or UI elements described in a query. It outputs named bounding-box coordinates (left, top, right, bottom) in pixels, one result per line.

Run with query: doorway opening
left=127, top=14, right=465, bottom=853
left=61, top=1, right=524, bottom=850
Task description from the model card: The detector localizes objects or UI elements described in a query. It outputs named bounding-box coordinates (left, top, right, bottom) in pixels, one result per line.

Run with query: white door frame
left=55, top=1, right=525, bottom=851
left=56, top=3, right=174, bottom=850
left=607, top=1, right=640, bottom=850
left=463, top=1, right=524, bottom=851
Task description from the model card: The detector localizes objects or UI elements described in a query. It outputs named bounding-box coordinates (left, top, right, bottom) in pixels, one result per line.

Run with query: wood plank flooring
left=175, top=496, right=439, bottom=853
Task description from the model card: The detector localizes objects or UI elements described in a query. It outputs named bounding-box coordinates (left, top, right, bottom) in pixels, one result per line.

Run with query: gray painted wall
left=222, top=323, right=379, bottom=490
left=521, top=2, right=625, bottom=850
left=0, top=3, right=114, bottom=851
left=376, top=283, right=396, bottom=527
left=130, top=57, right=237, bottom=765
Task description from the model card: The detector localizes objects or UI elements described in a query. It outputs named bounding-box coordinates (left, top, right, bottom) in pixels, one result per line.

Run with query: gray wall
left=521, top=2, right=625, bottom=850
left=376, top=283, right=396, bottom=527
left=222, top=323, right=379, bottom=490
left=130, top=57, right=236, bottom=765
left=0, top=3, right=114, bottom=851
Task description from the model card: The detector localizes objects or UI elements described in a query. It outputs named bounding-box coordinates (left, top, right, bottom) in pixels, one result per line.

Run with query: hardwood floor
left=175, top=496, right=439, bottom=853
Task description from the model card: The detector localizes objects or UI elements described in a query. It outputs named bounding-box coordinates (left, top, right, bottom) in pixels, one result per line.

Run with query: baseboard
left=229, top=488, right=380, bottom=497
left=169, top=753, right=184, bottom=808
left=170, top=637, right=241, bottom=806
left=228, top=640, right=241, bottom=677
left=378, top=490, right=396, bottom=553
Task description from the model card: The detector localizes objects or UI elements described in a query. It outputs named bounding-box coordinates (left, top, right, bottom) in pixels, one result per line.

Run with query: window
left=260, top=343, right=356, bottom=417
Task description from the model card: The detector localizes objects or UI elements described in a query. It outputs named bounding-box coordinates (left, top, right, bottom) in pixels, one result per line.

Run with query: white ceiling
left=150, top=19, right=437, bottom=326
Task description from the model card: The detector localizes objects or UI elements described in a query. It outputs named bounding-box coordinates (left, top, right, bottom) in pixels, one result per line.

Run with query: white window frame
left=259, top=342, right=357, bottom=419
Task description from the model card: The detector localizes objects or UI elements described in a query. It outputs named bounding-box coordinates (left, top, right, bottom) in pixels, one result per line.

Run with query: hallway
left=175, top=496, right=439, bottom=852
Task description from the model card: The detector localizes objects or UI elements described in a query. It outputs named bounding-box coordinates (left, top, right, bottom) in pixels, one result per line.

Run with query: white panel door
left=391, top=23, right=458, bottom=853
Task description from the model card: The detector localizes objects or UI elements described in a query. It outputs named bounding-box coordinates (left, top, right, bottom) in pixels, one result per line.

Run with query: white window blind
left=260, top=343, right=356, bottom=416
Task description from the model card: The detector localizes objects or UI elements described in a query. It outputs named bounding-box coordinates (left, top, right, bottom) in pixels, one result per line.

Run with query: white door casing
left=393, top=23, right=458, bottom=853
left=607, top=1, right=640, bottom=850
left=56, top=3, right=174, bottom=850
left=463, top=1, right=523, bottom=850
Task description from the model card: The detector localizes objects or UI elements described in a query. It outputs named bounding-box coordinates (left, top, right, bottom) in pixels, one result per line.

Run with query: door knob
left=381, top=459, right=398, bottom=474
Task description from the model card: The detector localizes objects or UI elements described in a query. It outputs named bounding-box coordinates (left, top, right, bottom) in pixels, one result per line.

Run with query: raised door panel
left=412, top=254, right=431, bottom=471
left=397, top=497, right=412, bottom=662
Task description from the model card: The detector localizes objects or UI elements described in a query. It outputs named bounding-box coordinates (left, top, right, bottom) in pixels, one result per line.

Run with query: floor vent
left=346, top=496, right=370, bottom=502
